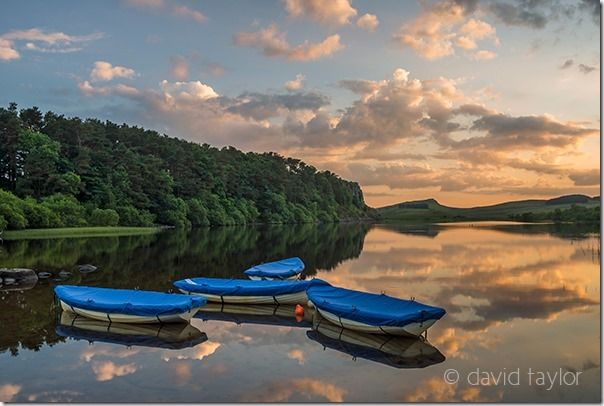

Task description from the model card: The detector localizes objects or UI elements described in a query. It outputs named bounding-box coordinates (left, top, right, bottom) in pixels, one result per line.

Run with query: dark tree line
left=509, top=204, right=600, bottom=225
left=0, top=103, right=371, bottom=229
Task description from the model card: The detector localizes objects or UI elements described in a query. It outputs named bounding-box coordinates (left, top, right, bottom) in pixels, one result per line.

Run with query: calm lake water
left=0, top=223, right=600, bottom=402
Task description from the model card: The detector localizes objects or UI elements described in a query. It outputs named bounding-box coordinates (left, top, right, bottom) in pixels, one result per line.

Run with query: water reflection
left=0, top=222, right=599, bottom=402
left=197, top=303, right=313, bottom=328
left=308, top=318, right=445, bottom=369
left=57, top=312, right=208, bottom=350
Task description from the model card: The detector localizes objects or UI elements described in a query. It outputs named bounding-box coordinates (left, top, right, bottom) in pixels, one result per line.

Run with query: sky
left=0, top=0, right=600, bottom=208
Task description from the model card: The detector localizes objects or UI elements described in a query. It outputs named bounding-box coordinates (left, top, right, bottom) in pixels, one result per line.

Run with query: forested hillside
left=0, top=103, right=370, bottom=230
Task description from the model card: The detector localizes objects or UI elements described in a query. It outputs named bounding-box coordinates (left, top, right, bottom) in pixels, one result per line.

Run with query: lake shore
left=1, top=226, right=161, bottom=240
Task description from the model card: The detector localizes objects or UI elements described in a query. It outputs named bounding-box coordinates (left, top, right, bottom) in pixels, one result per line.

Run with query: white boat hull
left=247, top=274, right=300, bottom=281
left=60, top=300, right=200, bottom=324
left=312, top=305, right=438, bottom=337
left=178, top=290, right=308, bottom=305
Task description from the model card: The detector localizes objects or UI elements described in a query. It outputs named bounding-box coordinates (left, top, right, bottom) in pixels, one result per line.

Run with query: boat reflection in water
left=196, top=303, right=444, bottom=369
left=308, top=317, right=445, bottom=369
left=56, top=312, right=208, bottom=350
left=195, top=303, right=313, bottom=328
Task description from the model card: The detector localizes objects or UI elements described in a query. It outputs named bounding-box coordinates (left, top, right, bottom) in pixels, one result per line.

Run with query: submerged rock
left=78, top=264, right=98, bottom=273
left=0, top=268, right=38, bottom=283
left=59, top=270, right=72, bottom=278
left=0, top=268, right=38, bottom=291
left=38, top=272, right=52, bottom=279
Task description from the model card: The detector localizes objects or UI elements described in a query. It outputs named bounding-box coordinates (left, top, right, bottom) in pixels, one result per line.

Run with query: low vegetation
left=1, top=226, right=160, bottom=240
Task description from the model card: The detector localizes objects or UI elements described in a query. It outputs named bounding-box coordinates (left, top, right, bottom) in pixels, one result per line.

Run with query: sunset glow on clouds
left=0, top=0, right=599, bottom=207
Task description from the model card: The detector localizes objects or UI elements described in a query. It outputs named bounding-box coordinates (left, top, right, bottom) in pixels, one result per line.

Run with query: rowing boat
left=54, top=285, right=206, bottom=324
left=173, top=277, right=329, bottom=305
left=244, top=257, right=304, bottom=280
left=307, top=285, right=446, bottom=337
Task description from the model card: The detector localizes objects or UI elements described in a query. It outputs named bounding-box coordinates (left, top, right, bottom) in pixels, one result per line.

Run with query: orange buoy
left=295, top=304, right=304, bottom=322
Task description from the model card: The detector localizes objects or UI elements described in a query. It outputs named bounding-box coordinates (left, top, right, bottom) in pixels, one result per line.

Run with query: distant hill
left=377, top=194, right=600, bottom=223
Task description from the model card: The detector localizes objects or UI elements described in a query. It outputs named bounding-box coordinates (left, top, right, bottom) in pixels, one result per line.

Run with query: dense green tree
left=116, top=206, right=155, bottom=227
left=15, top=129, right=61, bottom=198
left=40, top=194, right=87, bottom=227
left=89, top=208, right=120, bottom=226
left=0, top=104, right=372, bottom=230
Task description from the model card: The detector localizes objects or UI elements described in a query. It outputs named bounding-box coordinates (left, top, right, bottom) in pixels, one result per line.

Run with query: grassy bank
left=2, top=226, right=161, bottom=240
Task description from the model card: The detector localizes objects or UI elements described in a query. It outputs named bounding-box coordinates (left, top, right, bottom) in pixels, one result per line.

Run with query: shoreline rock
left=0, top=268, right=38, bottom=291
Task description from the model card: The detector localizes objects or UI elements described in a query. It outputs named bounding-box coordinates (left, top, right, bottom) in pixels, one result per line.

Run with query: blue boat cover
left=174, top=277, right=329, bottom=297
left=55, top=285, right=206, bottom=317
left=244, top=257, right=305, bottom=279
left=307, top=285, right=446, bottom=327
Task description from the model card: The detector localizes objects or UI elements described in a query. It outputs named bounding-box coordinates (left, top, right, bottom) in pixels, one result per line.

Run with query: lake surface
left=0, top=223, right=600, bottom=402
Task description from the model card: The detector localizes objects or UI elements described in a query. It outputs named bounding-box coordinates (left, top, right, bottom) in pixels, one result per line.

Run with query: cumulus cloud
left=160, top=79, right=219, bottom=103
left=92, top=361, right=138, bottom=381
left=284, top=0, right=357, bottom=25
left=76, top=75, right=329, bottom=151
left=568, top=169, right=600, bottom=186
left=74, top=67, right=598, bottom=198
left=284, top=74, right=305, bottom=91
left=338, top=79, right=381, bottom=96
left=393, top=0, right=498, bottom=60
left=560, top=59, right=574, bottom=69
left=26, top=391, right=83, bottom=403
left=0, top=28, right=103, bottom=61
left=402, top=377, right=502, bottom=402
left=234, top=25, right=343, bottom=61
left=472, top=49, right=497, bottom=60
left=487, top=1, right=548, bottom=28
left=0, top=384, right=21, bottom=402
left=24, top=42, right=82, bottom=53
left=162, top=341, right=221, bottom=361
left=124, top=0, right=207, bottom=23
left=287, top=348, right=306, bottom=364
left=226, top=91, right=329, bottom=120
left=0, top=39, right=19, bottom=61
left=1, top=28, right=103, bottom=44
left=560, top=59, right=597, bottom=74
left=289, top=68, right=466, bottom=148
left=347, top=162, right=522, bottom=192
left=170, top=55, right=189, bottom=80
left=78, top=81, right=140, bottom=97
left=457, top=18, right=498, bottom=49
left=485, top=0, right=600, bottom=29
left=171, top=5, right=207, bottom=23
left=353, top=147, right=427, bottom=161
left=243, top=378, right=346, bottom=402
left=579, top=0, right=601, bottom=24
left=356, top=14, right=379, bottom=32
left=578, top=63, right=597, bottom=74
left=90, top=61, right=136, bottom=81
left=464, top=114, right=596, bottom=150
